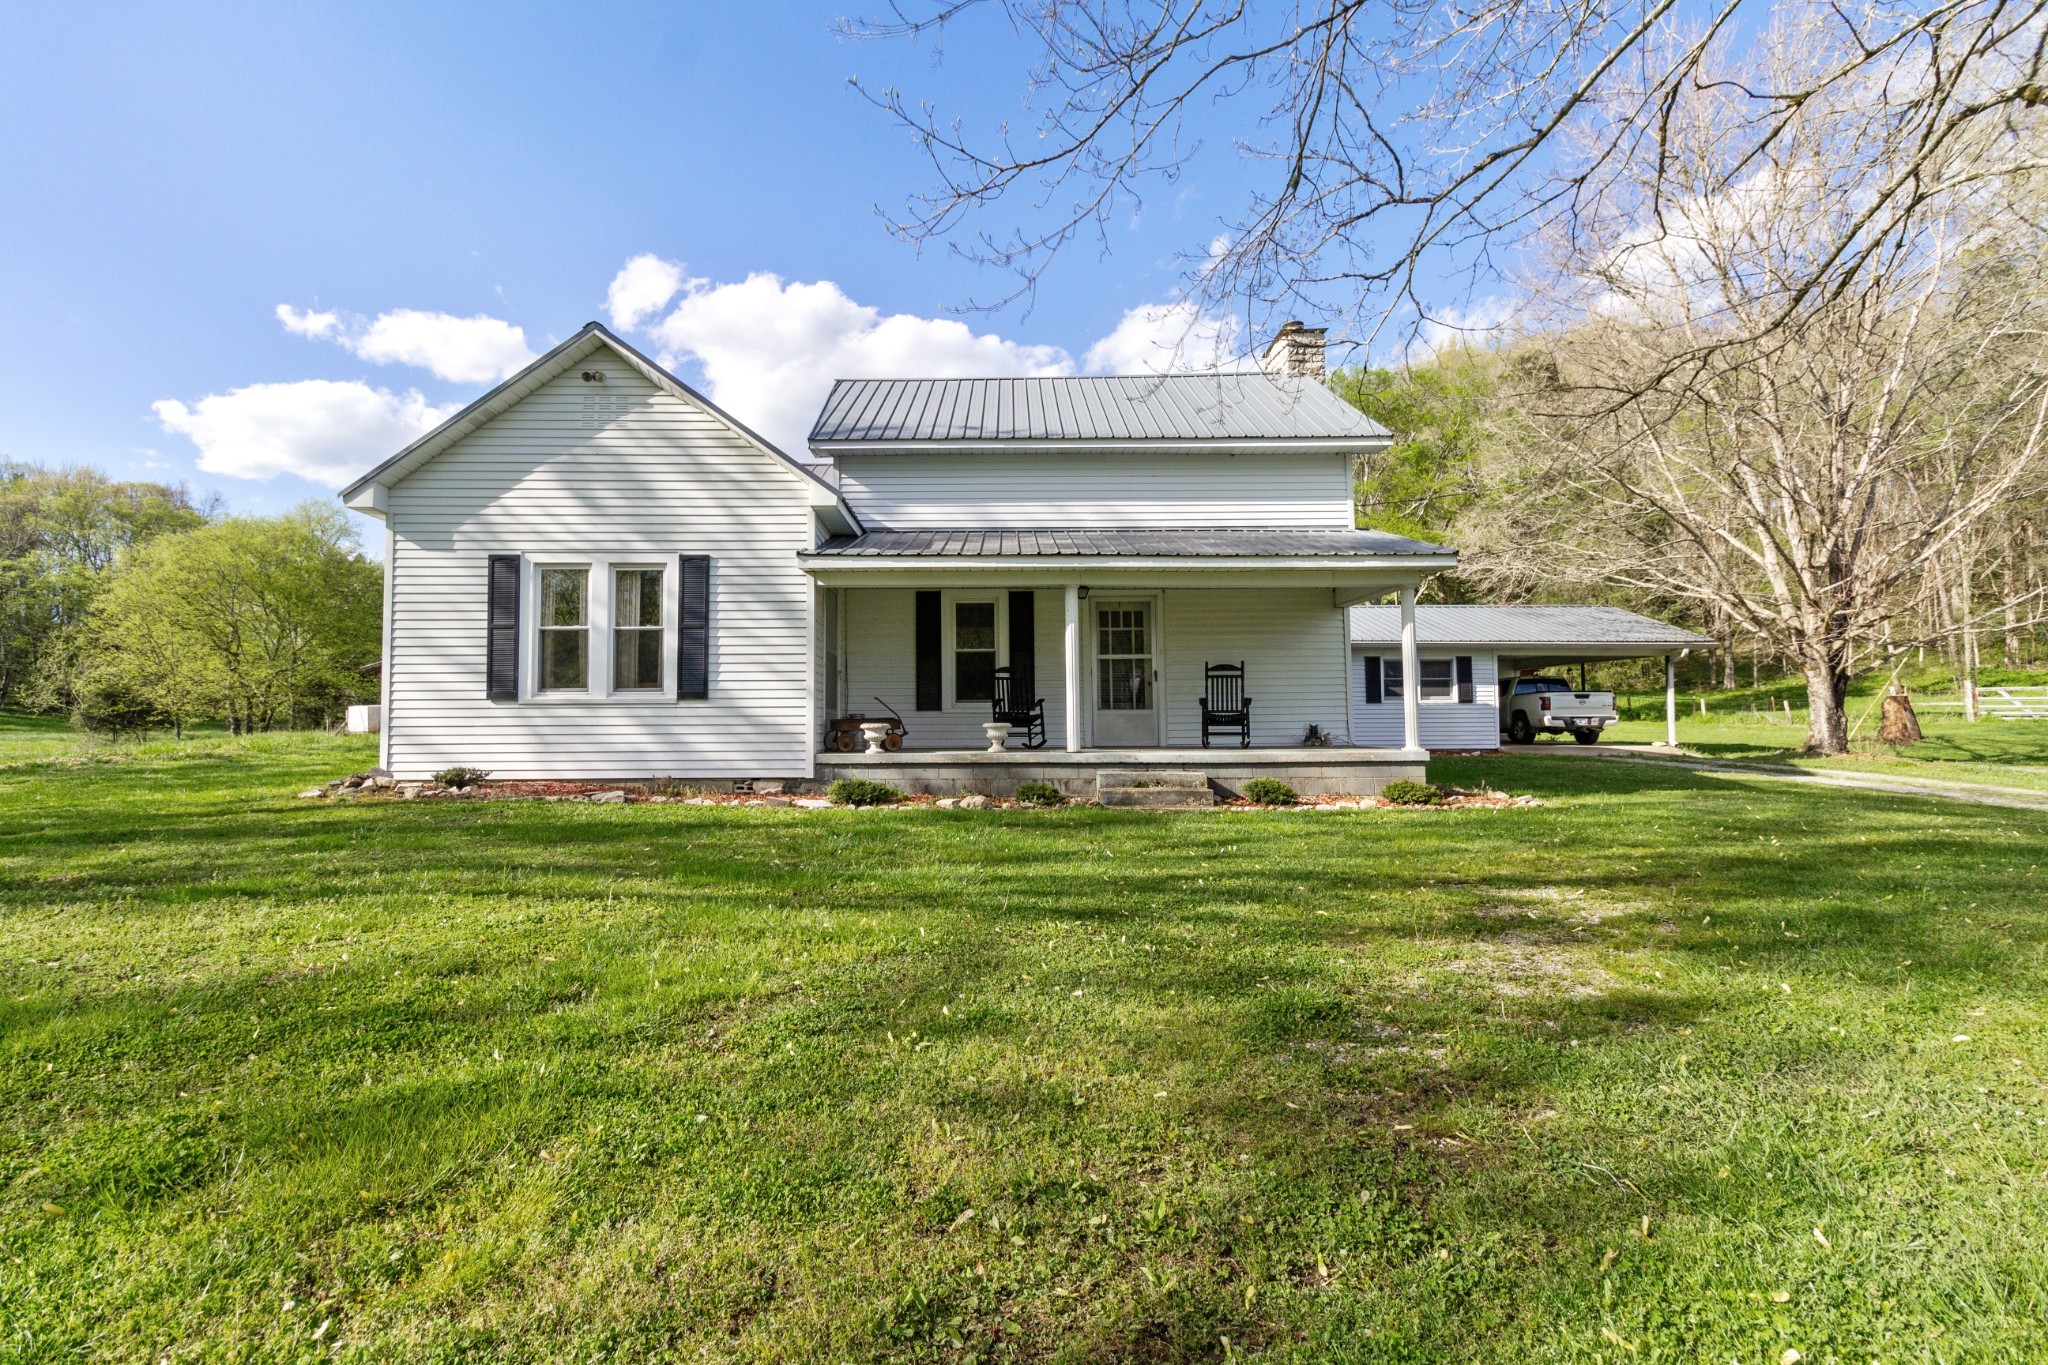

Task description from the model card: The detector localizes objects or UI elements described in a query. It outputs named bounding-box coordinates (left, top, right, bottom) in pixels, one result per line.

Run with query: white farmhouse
left=341, top=321, right=1698, bottom=796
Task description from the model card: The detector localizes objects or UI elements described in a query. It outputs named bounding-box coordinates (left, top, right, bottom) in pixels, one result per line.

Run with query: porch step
left=1096, top=769, right=1215, bottom=809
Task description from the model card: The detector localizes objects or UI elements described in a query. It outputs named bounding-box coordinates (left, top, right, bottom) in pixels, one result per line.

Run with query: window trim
left=1383, top=654, right=1461, bottom=705
left=520, top=555, right=677, bottom=703
left=941, top=590, right=1006, bottom=710
left=535, top=564, right=592, bottom=695
left=610, top=564, right=668, bottom=693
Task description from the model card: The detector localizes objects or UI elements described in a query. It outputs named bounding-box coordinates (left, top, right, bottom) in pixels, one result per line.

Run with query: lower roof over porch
left=799, top=526, right=1456, bottom=589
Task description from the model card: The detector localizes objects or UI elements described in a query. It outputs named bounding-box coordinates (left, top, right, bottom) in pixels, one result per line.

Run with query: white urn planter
left=860, top=721, right=894, bottom=754
left=982, top=721, right=1013, bottom=752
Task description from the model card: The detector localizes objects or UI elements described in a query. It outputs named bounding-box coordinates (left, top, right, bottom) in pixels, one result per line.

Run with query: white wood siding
left=382, top=363, right=815, bottom=779
left=1350, top=648, right=1501, bottom=750
left=834, top=450, right=1354, bottom=528
left=841, top=588, right=1071, bottom=749
left=1159, top=590, right=1352, bottom=746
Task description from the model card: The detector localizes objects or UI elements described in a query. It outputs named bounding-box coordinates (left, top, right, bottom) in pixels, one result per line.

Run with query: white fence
left=1916, top=685, right=2048, bottom=720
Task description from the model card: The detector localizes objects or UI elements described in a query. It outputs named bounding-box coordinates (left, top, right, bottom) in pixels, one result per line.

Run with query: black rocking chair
left=1200, top=662, right=1252, bottom=748
left=992, top=666, right=1048, bottom=749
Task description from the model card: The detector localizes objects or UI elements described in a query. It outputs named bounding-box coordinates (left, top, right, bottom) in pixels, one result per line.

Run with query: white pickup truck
left=1502, top=676, right=1618, bottom=745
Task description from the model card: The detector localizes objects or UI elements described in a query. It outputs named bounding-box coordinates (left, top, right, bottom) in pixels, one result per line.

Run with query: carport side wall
left=1350, top=648, right=1501, bottom=749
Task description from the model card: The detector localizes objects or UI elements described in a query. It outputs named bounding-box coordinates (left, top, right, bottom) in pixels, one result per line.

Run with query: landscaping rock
left=794, top=797, right=832, bottom=809
left=588, top=790, right=628, bottom=803
left=935, top=797, right=958, bottom=809
left=958, top=794, right=992, bottom=809
left=685, top=796, right=717, bottom=805
left=297, top=788, right=326, bottom=799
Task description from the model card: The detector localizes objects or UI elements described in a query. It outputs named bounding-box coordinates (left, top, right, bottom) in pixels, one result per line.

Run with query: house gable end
left=343, top=323, right=857, bottom=533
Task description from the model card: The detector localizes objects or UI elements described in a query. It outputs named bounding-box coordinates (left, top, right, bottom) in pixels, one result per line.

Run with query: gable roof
left=808, top=374, right=1390, bottom=448
left=1349, top=604, right=1713, bottom=652
left=339, top=322, right=859, bottom=532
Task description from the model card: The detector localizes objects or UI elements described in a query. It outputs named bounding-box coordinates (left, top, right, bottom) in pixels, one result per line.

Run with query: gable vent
left=579, top=393, right=633, bottom=428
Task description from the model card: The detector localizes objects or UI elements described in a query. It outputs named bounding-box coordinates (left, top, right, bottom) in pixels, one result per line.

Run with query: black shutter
left=486, top=554, right=520, bottom=700
left=1456, top=655, right=1475, bottom=704
left=1007, top=590, right=1036, bottom=698
left=677, top=555, right=710, bottom=700
left=1362, top=655, right=1383, bottom=705
left=914, top=590, right=942, bottom=711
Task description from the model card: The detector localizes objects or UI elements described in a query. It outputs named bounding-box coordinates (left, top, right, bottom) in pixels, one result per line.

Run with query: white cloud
left=605, top=256, right=1255, bottom=451
left=275, top=304, right=340, bottom=339
left=1411, top=296, right=1516, bottom=360
left=617, top=263, right=1074, bottom=450
left=276, top=305, right=536, bottom=384
left=1082, top=300, right=1241, bottom=374
left=152, top=381, right=457, bottom=486
left=346, top=310, right=535, bottom=384
left=606, top=253, right=686, bottom=331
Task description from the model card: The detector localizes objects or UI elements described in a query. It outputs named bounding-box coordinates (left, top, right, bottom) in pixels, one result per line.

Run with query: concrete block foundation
left=814, top=747, right=1427, bottom=799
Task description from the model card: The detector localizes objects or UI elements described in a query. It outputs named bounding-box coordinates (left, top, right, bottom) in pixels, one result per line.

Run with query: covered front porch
left=801, top=529, right=1457, bottom=791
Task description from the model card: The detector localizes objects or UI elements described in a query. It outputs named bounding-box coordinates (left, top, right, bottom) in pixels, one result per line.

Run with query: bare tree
left=847, top=0, right=2048, bottom=354
left=1458, top=26, right=2048, bottom=752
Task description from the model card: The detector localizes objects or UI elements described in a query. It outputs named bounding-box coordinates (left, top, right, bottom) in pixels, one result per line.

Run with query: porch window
left=612, top=567, right=664, bottom=690
left=1383, top=657, right=1455, bottom=702
left=954, top=600, right=997, bottom=703
left=538, top=567, right=590, bottom=691
left=1097, top=606, right=1153, bottom=710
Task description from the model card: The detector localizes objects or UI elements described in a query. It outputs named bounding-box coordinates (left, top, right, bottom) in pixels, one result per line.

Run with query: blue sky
left=0, top=2, right=1386, bottom=523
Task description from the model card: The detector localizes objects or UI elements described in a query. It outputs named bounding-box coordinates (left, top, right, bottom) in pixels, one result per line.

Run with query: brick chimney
left=1260, top=320, right=1327, bottom=380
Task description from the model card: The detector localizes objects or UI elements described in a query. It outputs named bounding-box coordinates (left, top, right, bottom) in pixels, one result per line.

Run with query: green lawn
left=1595, top=708, right=2048, bottom=793
left=2, top=736, right=2044, bottom=1361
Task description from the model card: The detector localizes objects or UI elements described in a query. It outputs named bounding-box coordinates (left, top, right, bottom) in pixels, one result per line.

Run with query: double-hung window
left=612, top=567, right=664, bottom=691
left=527, top=559, right=675, bottom=698
left=539, top=567, right=590, bottom=692
left=1384, top=657, right=1455, bottom=702
left=953, top=600, right=998, bottom=703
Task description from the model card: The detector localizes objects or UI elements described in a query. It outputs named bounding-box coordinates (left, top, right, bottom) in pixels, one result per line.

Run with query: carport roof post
left=1666, top=650, right=1689, bottom=748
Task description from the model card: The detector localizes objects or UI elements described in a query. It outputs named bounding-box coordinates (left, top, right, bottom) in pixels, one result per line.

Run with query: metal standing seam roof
left=808, top=374, right=1392, bottom=445
left=804, top=528, right=1452, bottom=558
left=1349, top=604, right=1714, bottom=647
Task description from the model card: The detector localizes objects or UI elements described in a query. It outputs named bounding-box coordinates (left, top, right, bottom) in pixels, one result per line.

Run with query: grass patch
left=1, top=737, right=2044, bottom=1358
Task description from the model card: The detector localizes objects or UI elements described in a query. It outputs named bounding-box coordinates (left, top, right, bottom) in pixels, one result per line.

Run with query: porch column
left=1665, top=651, right=1679, bottom=747
left=1063, top=583, right=1083, bottom=752
left=1399, top=585, right=1422, bottom=754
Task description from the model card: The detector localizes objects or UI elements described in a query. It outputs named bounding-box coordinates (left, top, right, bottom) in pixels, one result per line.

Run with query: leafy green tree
left=77, top=505, right=381, bottom=733
left=0, top=463, right=209, bottom=708
left=1331, top=347, right=1499, bottom=546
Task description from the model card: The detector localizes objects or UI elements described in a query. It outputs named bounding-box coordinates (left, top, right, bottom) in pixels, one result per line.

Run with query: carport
left=1348, top=604, right=1716, bottom=749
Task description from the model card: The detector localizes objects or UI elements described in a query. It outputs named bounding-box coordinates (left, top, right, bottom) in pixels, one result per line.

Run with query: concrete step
left=1096, top=770, right=1215, bottom=808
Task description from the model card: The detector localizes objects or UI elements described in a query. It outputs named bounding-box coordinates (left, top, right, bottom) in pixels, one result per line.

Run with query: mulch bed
left=317, top=777, right=1537, bottom=810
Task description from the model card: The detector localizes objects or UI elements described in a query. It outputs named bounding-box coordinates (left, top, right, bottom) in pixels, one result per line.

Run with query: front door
left=1092, top=598, right=1159, bottom=746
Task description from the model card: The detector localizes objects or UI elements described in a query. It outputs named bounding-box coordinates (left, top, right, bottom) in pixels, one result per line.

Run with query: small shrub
left=1014, top=781, right=1064, bottom=806
left=828, top=777, right=902, bottom=807
left=644, top=776, right=697, bottom=797
left=1380, top=779, right=1443, bottom=806
left=434, top=766, right=489, bottom=790
left=1240, top=778, right=1298, bottom=805
left=71, top=676, right=162, bottom=739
